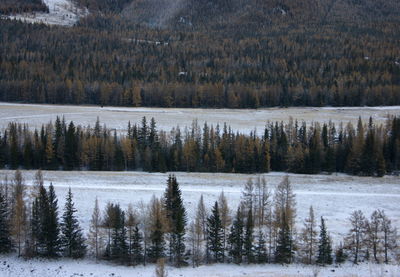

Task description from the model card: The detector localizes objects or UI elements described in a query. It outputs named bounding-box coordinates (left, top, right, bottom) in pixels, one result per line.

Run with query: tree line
left=1, top=116, right=399, bottom=176
left=0, top=170, right=398, bottom=268
left=0, top=15, right=399, bottom=108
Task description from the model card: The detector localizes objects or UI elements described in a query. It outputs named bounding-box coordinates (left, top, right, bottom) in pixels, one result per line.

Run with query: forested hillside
left=0, top=0, right=48, bottom=15
left=0, top=0, right=399, bottom=107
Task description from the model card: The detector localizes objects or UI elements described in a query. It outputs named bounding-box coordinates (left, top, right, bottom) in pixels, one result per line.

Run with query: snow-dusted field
left=4, top=0, right=87, bottom=26
left=1, top=102, right=399, bottom=134
left=0, top=170, right=399, bottom=245
left=1, top=255, right=399, bottom=277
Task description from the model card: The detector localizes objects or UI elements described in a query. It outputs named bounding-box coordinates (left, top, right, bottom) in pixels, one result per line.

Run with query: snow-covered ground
left=4, top=0, right=87, bottom=26
left=0, top=170, right=399, bottom=245
left=1, top=255, right=399, bottom=277
left=0, top=102, right=399, bottom=135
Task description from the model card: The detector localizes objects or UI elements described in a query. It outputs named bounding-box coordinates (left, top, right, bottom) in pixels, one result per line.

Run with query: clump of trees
left=1, top=170, right=398, bottom=267
left=1, top=116, right=399, bottom=176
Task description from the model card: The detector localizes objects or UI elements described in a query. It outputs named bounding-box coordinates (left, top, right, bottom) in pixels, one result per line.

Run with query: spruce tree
left=111, top=207, right=129, bottom=264
left=317, top=217, right=333, bottom=265
left=164, top=175, right=186, bottom=266
left=255, top=231, right=268, bottom=264
left=131, top=226, right=144, bottom=265
left=275, top=213, right=293, bottom=264
left=228, top=207, right=244, bottom=264
left=244, top=206, right=254, bottom=264
left=207, top=201, right=223, bottom=263
left=0, top=191, right=12, bottom=253
left=46, top=183, right=60, bottom=257
left=60, top=188, right=86, bottom=258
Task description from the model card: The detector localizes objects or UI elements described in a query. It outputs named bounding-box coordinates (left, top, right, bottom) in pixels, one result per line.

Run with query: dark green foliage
left=60, top=189, right=86, bottom=258
left=110, top=207, right=129, bottom=264
left=255, top=231, right=268, bottom=264
left=243, top=207, right=254, bottom=264
left=164, top=174, right=187, bottom=266
left=207, top=202, right=223, bottom=263
left=275, top=215, right=293, bottom=264
left=228, top=207, right=244, bottom=264
left=0, top=191, right=12, bottom=253
left=130, top=226, right=144, bottom=265
left=317, top=217, right=333, bottom=265
left=148, top=214, right=165, bottom=263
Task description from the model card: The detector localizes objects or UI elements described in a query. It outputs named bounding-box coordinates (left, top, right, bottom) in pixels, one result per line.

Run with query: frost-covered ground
left=4, top=0, right=87, bottom=26
left=1, top=255, right=399, bottom=277
left=0, top=102, right=399, bottom=134
left=0, top=170, right=399, bottom=245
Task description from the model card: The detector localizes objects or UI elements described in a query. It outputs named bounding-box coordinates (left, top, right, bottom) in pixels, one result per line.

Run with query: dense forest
left=0, top=0, right=48, bottom=15
left=1, top=116, right=399, bottom=176
left=0, top=0, right=399, bottom=108
left=0, top=171, right=398, bottom=267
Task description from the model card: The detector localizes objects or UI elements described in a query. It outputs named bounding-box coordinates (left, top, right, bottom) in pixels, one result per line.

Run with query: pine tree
left=275, top=213, right=293, bottom=264
left=0, top=191, right=12, bottom=253
left=317, top=217, right=333, bottom=265
left=110, top=206, right=128, bottom=264
left=131, top=226, right=144, bottom=265
left=335, top=242, right=346, bottom=264
left=255, top=231, right=268, bottom=264
left=164, top=174, right=187, bottom=266
left=46, top=183, right=60, bottom=257
left=60, top=188, right=86, bottom=258
left=228, top=207, right=244, bottom=264
left=148, top=197, right=166, bottom=263
left=244, top=206, right=254, bottom=264
left=207, top=201, right=223, bottom=263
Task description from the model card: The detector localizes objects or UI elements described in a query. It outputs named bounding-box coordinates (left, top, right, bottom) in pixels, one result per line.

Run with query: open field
left=1, top=102, right=399, bottom=134
left=1, top=170, right=399, bottom=245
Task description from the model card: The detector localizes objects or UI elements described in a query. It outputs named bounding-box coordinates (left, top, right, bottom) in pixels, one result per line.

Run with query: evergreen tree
left=131, top=226, right=144, bottom=265
left=255, top=231, right=268, bottom=264
left=164, top=174, right=187, bottom=266
left=110, top=206, right=129, bottom=264
left=46, top=183, right=60, bottom=257
left=148, top=197, right=165, bottom=263
left=0, top=191, right=12, bottom=253
left=228, top=207, right=244, bottom=264
left=243, top=206, right=254, bottom=263
left=60, top=188, right=86, bottom=258
left=207, top=201, right=223, bottom=263
left=317, top=217, right=333, bottom=265
left=275, top=213, right=293, bottom=264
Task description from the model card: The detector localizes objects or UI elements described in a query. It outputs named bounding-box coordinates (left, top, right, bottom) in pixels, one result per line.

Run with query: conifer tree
left=0, top=191, right=12, bottom=253
left=244, top=206, right=254, bottom=263
left=255, top=231, right=268, bottom=264
left=228, top=207, right=244, bottom=264
left=60, top=188, right=86, bottom=258
left=148, top=197, right=166, bottom=263
left=110, top=206, right=128, bottom=264
left=46, top=183, right=60, bottom=257
left=164, top=174, right=186, bottom=266
left=275, top=213, right=293, bottom=264
left=317, top=217, right=333, bottom=265
left=131, top=226, right=144, bottom=265
left=207, top=201, right=223, bottom=263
